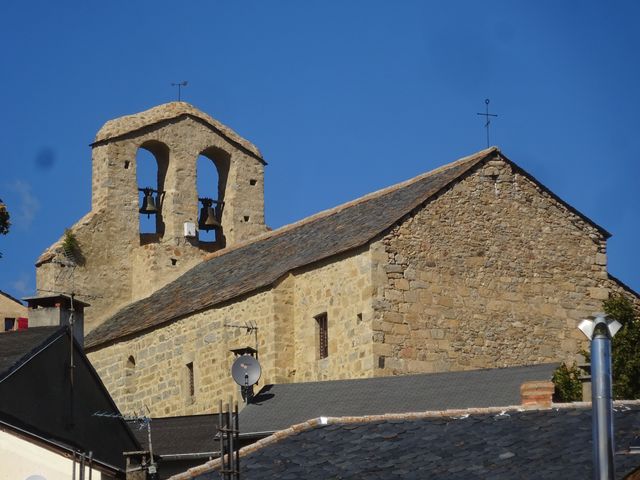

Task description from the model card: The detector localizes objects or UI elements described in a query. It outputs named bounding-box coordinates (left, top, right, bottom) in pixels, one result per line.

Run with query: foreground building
left=170, top=402, right=640, bottom=480
left=0, top=298, right=140, bottom=479
left=36, top=103, right=639, bottom=418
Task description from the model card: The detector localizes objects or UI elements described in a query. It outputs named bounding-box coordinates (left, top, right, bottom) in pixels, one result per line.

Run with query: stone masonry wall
left=87, top=248, right=374, bottom=417
left=88, top=290, right=275, bottom=417
left=290, top=249, right=374, bottom=382
left=37, top=106, right=267, bottom=333
left=372, top=157, right=610, bottom=375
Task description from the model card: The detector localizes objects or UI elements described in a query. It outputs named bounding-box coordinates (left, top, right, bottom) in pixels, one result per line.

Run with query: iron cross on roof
left=476, top=98, right=498, bottom=148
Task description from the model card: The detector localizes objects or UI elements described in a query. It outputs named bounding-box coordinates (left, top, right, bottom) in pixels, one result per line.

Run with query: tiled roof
left=173, top=402, right=640, bottom=480
left=130, top=414, right=219, bottom=456
left=0, top=326, right=64, bottom=381
left=86, top=147, right=497, bottom=348
left=239, top=363, right=559, bottom=436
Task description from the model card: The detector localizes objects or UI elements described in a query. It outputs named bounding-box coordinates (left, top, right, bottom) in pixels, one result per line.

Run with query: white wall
left=0, top=428, right=103, bottom=480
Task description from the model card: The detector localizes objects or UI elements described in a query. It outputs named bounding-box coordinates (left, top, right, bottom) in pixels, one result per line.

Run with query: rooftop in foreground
left=172, top=401, right=640, bottom=480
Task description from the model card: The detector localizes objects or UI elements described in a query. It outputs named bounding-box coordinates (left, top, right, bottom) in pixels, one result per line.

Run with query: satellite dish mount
left=231, top=350, right=261, bottom=403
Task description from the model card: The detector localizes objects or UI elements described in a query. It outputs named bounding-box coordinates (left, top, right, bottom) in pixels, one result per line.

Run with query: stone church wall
left=372, top=157, right=609, bottom=375
left=88, top=290, right=276, bottom=417
left=87, top=248, right=374, bottom=416
left=290, top=249, right=374, bottom=382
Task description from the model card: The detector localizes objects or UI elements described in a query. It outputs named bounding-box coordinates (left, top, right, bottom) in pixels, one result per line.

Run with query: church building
left=35, top=102, right=638, bottom=417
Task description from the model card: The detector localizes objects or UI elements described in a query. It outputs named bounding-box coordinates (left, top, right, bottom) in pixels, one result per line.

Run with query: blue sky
left=0, top=1, right=638, bottom=299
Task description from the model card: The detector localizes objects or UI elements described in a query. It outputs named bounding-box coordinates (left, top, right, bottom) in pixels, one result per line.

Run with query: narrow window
left=125, top=355, right=136, bottom=394
left=126, top=355, right=136, bottom=370
left=315, top=313, right=328, bottom=359
left=186, top=362, right=195, bottom=397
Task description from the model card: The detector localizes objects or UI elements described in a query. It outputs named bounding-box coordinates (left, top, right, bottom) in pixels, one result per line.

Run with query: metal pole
left=80, top=451, right=86, bottom=480
left=234, top=401, right=240, bottom=480
left=591, top=324, right=615, bottom=480
left=219, top=399, right=227, bottom=480
left=225, top=400, right=231, bottom=480
left=228, top=396, right=235, bottom=479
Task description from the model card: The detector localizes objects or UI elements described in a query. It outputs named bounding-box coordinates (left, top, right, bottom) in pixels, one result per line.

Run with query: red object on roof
left=17, top=318, right=28, bottom=330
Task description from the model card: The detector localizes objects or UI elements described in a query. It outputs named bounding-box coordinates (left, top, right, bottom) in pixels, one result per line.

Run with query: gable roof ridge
left=92, top=102, right=263, bottom=160
left=202, top=146, right=498, bottom=263
left=168, top=399, right=640, bottom=480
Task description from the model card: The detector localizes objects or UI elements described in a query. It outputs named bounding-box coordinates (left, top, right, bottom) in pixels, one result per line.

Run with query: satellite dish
left=231, top=354, right=261, bottom=387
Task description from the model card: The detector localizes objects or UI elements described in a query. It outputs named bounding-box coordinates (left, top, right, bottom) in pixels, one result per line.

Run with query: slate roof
left=239, top=363, right=559, bottom=436
left=0, top=326, right=64, bottom=381
left=176, top=403, right=640, bottom=480
left=130, top=414, right=219, bottom=456
left=86, top=146, right=610, bottom=349
left=85, top=148, right=495, bottom=348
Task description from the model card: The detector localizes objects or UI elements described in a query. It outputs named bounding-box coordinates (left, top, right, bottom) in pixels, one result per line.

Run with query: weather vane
left=476, top=98, right=498, bottom=148
left=171, top=81, right=188, bottom=101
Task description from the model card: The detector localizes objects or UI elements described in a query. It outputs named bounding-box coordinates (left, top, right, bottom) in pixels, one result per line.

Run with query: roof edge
left=608, top=272, right=640, bottom=300
left=498, top=152, right=611, bottom=239
left=0, top=326, right=67, bottom=383
left=202, top=147, right=499, bottom=264
left=168, top=400, right=640, bottom=480
left=0, top=418, right=124, bottom=475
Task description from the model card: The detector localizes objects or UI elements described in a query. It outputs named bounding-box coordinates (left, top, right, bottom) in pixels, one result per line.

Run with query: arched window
left=136, top=141, right=169, bottom=242
left=197, top=147, right=229, bottom=247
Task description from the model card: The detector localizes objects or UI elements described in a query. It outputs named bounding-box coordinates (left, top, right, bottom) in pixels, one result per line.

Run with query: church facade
left=36, top=103, right=638, bottom=417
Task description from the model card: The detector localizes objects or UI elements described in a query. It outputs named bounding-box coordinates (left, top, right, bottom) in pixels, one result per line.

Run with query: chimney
left=520, top=380, right=554, bottom=408
left=23, top=294, right=89, bottom=347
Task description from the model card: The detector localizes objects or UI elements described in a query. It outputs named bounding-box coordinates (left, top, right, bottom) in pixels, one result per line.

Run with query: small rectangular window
left=315, top=313, right=328, bottom=359
left=4, top=318, right=15, bottom=332
left=186, top=362, right=195, bottom=397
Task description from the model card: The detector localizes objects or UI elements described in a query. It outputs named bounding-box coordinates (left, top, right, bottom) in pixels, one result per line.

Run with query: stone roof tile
left=239, top=363, right=559, bottom=436
left=174, top=402, right=640, bottom=480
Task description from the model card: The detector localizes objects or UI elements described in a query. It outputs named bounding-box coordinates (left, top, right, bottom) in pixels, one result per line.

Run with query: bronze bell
left=139, top=188, right=158, bottom=217
left=198, top=198, right=221, bottom=231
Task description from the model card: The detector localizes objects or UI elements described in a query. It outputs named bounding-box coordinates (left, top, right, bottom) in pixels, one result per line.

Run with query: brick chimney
left=520, top=381, right=554, bottom=408
left=23, top=294, right=89, bottom=347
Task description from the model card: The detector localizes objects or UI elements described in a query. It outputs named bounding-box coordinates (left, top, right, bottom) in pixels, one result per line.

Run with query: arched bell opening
left=136, top=141, right=169, bottom=244
left=196, top=147, right=229, bottom=249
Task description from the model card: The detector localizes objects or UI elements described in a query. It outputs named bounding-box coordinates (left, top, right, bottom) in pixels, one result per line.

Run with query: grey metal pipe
left=591, top=324, right=615, bottom=480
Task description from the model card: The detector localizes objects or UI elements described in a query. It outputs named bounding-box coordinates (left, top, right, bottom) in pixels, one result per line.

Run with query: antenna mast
left=171, top=81, right=188, bottom=101
left=224, top=322, right=259, bottom=358
left=94, top=411, right=157, bottom=477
